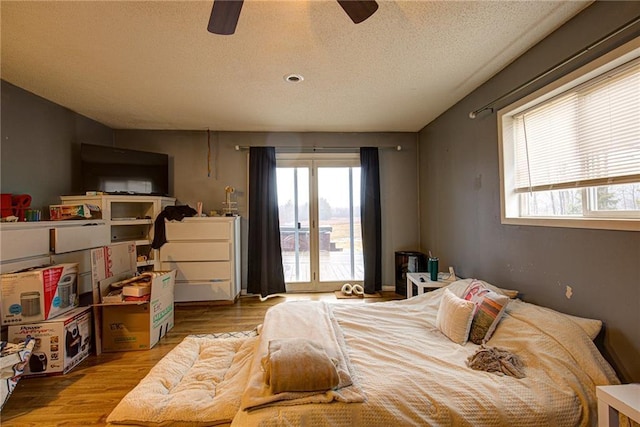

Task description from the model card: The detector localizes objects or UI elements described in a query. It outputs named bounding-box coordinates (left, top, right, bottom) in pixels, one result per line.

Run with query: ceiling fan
left=207, top=0, right=379, bottom=35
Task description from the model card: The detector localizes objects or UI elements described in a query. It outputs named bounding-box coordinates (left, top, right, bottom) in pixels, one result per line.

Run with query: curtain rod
left=469, top=15, right=640, bottom=119
left=234, top=145, right=402, bottom=152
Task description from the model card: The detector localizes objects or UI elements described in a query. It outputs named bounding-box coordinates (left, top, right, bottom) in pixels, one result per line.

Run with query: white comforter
left=232, top=280, right=620, bottom=426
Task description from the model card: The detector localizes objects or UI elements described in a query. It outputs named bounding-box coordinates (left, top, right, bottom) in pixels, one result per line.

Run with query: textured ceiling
left=1, top=1, right=590, bottom=132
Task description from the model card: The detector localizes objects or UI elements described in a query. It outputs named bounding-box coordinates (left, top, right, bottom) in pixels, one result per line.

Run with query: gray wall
left=0, top=83, right=420, bottom=288
left=418, top=2, right=640, bottom=382
left=0, top=81, right=113, bottom=212
left=114, top=130, right=420, bottom=288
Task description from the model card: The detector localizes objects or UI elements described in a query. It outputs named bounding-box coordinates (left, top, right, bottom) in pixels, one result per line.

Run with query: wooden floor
left=1, top=292, right=401, bottom=426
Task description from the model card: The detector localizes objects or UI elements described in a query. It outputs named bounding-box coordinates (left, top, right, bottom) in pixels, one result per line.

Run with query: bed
left=108, top=279, right=620, bottom=426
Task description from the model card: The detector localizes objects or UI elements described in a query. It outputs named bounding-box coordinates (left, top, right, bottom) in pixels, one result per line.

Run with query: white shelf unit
left=59, top=195, right=175, bottom=270
left=160, top=216, right=241, bottom=303
left=0, top=220, right=110, bottom=295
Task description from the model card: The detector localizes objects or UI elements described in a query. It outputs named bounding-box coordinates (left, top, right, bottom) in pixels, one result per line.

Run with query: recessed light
left=284, top=73, right=304, bottom=83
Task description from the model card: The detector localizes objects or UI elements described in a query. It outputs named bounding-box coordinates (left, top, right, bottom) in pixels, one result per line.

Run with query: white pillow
left=446, top=279, right=517, bottom=299
left=550, top=312, right=602, bottom=340
left=498, top=288, right=519, bottom=299
left=436, top=288, right=476, bottom=345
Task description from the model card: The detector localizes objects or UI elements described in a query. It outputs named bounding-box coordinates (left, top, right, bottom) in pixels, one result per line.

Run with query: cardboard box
left=90, top=243, right=175, bottom=353
left=1, top=264, right=79, bottom=326
left=7, top=306, right=92, bottom=377
left=90, top=243, right=138, bottom=287
left=49, top=204, right=101, bottom=221
left=90, top=243, right=138, bottom=354
left=99, top=271, right=175, bottom=352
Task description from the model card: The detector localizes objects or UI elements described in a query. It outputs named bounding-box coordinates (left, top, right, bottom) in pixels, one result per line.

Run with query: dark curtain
left=360, top=147, right=382, bottom=294
left=247, top=147, right=286, bottom=297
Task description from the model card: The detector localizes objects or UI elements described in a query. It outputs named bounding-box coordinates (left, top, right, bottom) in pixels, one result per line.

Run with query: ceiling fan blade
left=337, top=0, right=378, bottom=24
left=207, top=0, right=244, bottom=35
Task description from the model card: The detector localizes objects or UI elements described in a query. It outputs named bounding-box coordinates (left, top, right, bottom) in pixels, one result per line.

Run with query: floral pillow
left=463, top=280, right=510, bottom=344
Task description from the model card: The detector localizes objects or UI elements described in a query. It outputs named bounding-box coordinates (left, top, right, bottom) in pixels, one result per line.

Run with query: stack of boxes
left=0, top=241, right=176, bottom=391
left=1, top=263, right=93, bottom=377
left=91, top=243, right=175, bottom=354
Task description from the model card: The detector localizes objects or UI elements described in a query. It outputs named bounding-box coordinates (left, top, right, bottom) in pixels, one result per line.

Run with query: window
left=498, top=38, right=640, bottom=231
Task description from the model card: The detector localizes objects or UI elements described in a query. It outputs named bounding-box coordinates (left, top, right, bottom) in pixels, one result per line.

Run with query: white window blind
left=512, top=58, right=640, bottom=193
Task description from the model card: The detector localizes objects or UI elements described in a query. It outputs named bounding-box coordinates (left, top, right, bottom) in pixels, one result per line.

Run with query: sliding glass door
left=317, top=165, right=362, bottom=283
left=277, top=165, right=311, bottom=284
left=277, top=155, right=363, bottom=292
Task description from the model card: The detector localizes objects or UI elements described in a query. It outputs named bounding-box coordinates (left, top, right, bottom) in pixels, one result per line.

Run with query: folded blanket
left=262, top=338, right=339, bottom=394
left=467, top=344, right=526, bottom=378
left=240, top=302, right=364, bottom=411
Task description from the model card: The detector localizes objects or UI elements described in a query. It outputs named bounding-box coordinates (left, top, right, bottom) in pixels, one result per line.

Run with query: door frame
left=277, top=153, right=362, bottom=292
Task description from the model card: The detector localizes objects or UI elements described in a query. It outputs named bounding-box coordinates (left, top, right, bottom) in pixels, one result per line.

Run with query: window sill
left=500, top=216, right=640, bottom=232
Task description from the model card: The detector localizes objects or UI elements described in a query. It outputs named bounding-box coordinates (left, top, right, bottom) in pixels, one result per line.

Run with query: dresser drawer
left=52, top=249, right=92, bottom=275
left=160, top=261, right=230, bottom=281
left=165, top=221, right=231, bottom=241
left=160, top=242, right=230, bottom=262
left=174, top=281, right=235, bottom=302
left=51, top=223, right=109, bottom=254
left=1, top=227, right=50, bottom=261
left=0, top=256, right=51, bottom=275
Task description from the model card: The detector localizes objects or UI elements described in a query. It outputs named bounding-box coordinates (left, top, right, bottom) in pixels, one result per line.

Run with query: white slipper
left=352, top=284, right=364, bottom=297
left=341, top=283, right=353, bottom=296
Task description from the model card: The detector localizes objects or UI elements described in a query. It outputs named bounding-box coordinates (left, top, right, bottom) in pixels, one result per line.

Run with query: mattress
left=107, top=332, right=258, bottom=426
left=108, top=279, right=620, bottom=427
left=232, top=280, right=620, bottom=426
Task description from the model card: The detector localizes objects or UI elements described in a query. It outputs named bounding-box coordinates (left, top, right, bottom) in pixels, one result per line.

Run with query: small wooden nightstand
left=406, top=273, right=447, bottom=298
left=596, top=383, right=640, bottom=427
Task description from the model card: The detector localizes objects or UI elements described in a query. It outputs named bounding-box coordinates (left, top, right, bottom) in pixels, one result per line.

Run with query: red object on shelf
left=11, top=194, right=32, bottom=221
left=0, top=194, right=12, bottom=218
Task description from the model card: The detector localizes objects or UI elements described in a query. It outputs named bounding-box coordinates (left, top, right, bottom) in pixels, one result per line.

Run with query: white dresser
left=159, top=216, right=241, bottom=303
left=0, top=220, right=110, bottom=295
